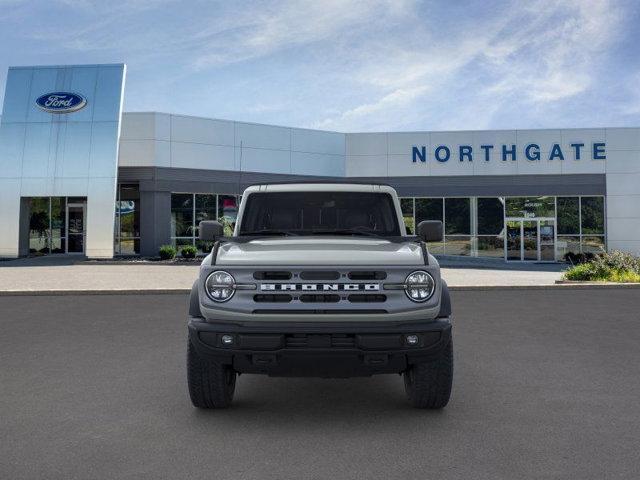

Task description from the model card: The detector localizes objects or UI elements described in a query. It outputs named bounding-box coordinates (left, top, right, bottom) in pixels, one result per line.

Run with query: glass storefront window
left=557, top=197, right=579, bottom=235
left=400, top=198, right=414, bottom=234
left=218, top=195, right=239, bottom=236
left=444, top=235, right=471, bottom=256
left=195, top=194, right=216, bottom=238
left=477, top=236, right=504, bottom=258
left=427, top=241, right=444, bottom=255
left=415, top=198, right=443, bottom=224
left=170, top=193, right=241, bottom=253
left=477, top=198, right=504, bottom=235
left=505, top=196, right=555, bottom=218
left=582, top=236, right=606, bottom=254
left=557, top=236, right=581, bottom=258
left=581, top=197, right=605, bottom=234
left=29, top=198, right=50, bottom=254
left=381, top=194, right=605, bottom=261
left=114, top=184, right=140, bottom=255
left=171, top=193, right=194, bottom=238
left=445, top=198, right=470, bottom=235
left=26, top=196, right=84, bottom=255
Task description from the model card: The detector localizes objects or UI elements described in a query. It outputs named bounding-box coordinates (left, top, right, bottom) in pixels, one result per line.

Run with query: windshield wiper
left=310, top=228, right=383, bottom=239
left=240, top=229, right=299, bottom=236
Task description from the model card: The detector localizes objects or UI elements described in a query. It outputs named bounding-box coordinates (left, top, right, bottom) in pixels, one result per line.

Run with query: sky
left=0, top=0, right=639, bottom=132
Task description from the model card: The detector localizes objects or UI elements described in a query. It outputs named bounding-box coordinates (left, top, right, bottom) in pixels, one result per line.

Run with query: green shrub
left=180, top=245, right=198, bottom=258
left=159, top=245, right=177, bottom=260
left=564, top=263, right=595, bottom=281
left=563, top=250, right=640, bottom=282
left=594, top=250, right=640, bottom=273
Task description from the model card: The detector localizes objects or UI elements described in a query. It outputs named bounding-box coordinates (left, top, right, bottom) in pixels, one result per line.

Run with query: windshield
left=239, top=191, right=401, bottom=237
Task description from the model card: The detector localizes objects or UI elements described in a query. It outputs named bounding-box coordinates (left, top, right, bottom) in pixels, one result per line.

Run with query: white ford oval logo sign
left=35, top=92, right=87, bottom=114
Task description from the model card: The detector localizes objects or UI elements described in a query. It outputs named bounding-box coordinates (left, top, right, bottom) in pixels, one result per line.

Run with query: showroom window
left=27, top=196, right=86, bottom=255
left=505, top=196, right=555, bottom=218
left=556, top=196, right=606, bottom=257
left=557, top=197, right=580, bottom=259
left=444, top=198, right=471, bottom=256
left=580, top=197, right=606, bottom=254
left=400, top=198, right=415, bottom=234
left=28, top=197, right=65, bottom=254
left=477, top=197, right=505, bottom=258
left=114, top=184, right=140, bottom=255
left=171, top=193, right=240, bottom=253
left=399, top=195, right=605, bottom=260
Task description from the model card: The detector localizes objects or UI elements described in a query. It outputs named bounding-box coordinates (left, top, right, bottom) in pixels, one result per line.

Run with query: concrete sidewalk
left=0, top=256, right=566, bottom=294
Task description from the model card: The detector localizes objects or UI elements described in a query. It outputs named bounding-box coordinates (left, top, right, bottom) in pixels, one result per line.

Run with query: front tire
left=404, top=339, right=453, bottom=409
left=187, top=340, right=236, bottom=408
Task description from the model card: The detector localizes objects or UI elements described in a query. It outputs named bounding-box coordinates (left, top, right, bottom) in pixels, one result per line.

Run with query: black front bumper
left=188, top=317, right=452, bottom=377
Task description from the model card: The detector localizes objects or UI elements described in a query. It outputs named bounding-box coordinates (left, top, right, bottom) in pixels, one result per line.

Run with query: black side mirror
left=199, top=221, right=224, bottom=241
left=417, top=220, right=443, bottom=242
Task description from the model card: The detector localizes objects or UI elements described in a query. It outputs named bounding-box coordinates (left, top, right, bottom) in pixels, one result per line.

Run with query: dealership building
left=1, top=63, right=639, bottom=262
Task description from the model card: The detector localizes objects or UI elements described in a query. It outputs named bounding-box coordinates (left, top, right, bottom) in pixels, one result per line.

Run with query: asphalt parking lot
left=1, top=289, right=639, bottom=480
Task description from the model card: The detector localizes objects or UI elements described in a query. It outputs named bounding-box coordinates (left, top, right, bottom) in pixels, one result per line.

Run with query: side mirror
left=199, top=220, right=224, bottom=241
left=417, top=220, right=443, bottom=242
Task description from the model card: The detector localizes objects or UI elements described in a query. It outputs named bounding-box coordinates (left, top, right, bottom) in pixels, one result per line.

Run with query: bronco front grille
left=249, top=269, right=393, bottom=310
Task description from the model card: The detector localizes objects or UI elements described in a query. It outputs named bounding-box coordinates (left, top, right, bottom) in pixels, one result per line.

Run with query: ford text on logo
left=35, top=92, right=87, bottom=114
left=412, top=142, right=606, bottom=163
left=261, top=283, right=380, bottom=291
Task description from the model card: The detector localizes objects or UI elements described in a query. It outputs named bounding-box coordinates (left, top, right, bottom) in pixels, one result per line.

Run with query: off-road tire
left=404, top=339, right=453, bottom=409
left=187, top=340, right=236, bottom=408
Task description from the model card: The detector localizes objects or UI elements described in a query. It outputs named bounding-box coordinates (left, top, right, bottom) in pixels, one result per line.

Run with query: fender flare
left=438, top=280, right=451, bottom=318
left=189, top=280, right=202, bottom=318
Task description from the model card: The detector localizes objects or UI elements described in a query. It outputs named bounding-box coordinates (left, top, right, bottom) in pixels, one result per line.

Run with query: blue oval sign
left=35, top=92, right=87, bottom=114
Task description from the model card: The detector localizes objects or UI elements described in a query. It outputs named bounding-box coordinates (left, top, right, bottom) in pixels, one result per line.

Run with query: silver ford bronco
left=187, top=183, right=453, bottom=408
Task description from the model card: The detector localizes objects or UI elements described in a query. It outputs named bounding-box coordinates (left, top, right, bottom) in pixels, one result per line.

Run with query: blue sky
left=1, top=0, right=639, bottom=132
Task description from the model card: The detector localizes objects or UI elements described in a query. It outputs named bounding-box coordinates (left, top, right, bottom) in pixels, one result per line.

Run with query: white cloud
left=314, top=0, right=625, bottom=130
left=1, top=0, right=631, bottom=130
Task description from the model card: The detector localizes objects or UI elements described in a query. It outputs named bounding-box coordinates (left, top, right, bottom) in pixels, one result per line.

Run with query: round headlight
left=205, top=270, right=236, bottom=302
left=405, top=270, right=435, bottom=302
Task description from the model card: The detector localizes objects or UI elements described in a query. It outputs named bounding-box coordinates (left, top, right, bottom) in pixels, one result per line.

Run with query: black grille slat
left=348, top=294, right=387, bottom=303
left=299, top=294, right=340, bottom=303
left=300, top=271, right=341, bottom=280
left=253, top=271, right=292, bottom=280
left=253, top=294, right=293, bottom=303
left=348, top=271, right=387, bottom=280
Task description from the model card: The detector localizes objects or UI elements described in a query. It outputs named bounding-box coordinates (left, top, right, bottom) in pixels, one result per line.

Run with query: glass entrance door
left=522, top=221, right=538, bottom=261
left=505, top=218, right=556, bottom=261
left=66, top=203, right=86, bottom=254
left=539, top=220, right=555, bottom=261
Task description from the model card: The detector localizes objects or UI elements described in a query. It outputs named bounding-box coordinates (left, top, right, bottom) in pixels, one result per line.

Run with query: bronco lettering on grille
left=261, top=283, right=379, bottom=291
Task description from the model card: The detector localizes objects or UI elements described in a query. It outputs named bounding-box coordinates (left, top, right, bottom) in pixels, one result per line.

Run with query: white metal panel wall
left=0, top=64, right=126, bottom=258
left=119, top=114, right=345, bottom=177
left=605, top=128, right=640, bottom=255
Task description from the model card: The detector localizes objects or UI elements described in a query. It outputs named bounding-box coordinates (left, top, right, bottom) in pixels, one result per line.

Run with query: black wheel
left=404, top=339, right=453, bottom=409
left=187, top=339, right=236, bottom=408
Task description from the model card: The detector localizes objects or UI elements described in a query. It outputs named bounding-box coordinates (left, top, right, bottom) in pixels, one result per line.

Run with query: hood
left=215, top=237, right=424, bottom=266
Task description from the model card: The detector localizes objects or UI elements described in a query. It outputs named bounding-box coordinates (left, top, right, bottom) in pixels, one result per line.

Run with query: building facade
left=1, top=64, right=639, bottom=261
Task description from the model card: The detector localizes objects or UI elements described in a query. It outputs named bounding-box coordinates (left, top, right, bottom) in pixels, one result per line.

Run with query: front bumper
left=188, top=316, right=452, bottom=377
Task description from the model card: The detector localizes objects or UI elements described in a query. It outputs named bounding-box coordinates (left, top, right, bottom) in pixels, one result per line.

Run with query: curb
left=2, top=283, right=640, bottom=296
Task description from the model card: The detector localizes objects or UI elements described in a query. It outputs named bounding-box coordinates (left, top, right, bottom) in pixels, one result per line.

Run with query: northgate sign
left=412, top=142, right=606, bottom=163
